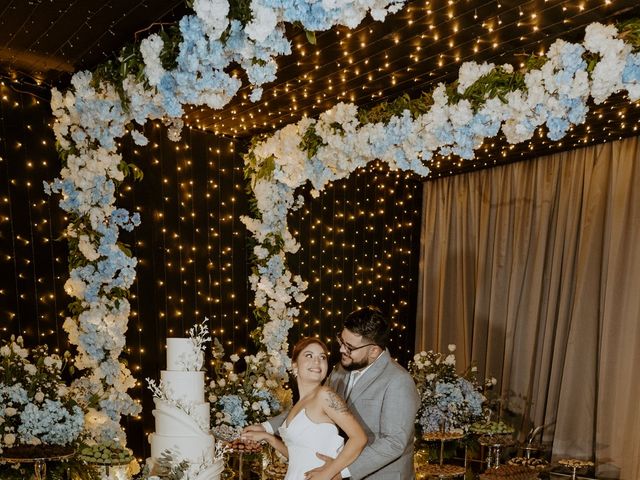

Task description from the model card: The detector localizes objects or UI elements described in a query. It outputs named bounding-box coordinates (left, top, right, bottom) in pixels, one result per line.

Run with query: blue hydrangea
left=546, top=116, right=571, bottom=141
left=622, top=53, right=640, bottom=84
left=218, top=394, right=248, bottom=428
left=560, top=95, right=588, bottom=125
left=18, top=400, right=84, bottom=446
left=0, top=384, right=29, bottom=406
left=254, top=389, right=280, bottom=412
left=558, top=42, right=587, bottom=77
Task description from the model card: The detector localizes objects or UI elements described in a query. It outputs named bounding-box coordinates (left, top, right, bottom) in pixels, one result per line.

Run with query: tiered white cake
left=148, top=337, right=223, bottom=479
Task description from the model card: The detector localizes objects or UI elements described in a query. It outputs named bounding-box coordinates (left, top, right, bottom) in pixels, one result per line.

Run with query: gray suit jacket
left=267, top=350, right=420, bottom=479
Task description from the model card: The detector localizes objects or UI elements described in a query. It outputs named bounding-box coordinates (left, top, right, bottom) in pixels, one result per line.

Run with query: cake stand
left=416, top=431, right=466, bottom=479
left=85, top=460, right=132, bottom=480
left=224, top=446, right=263, bottom=479
left=558, top=458, right=595, bottom=480
left=0, top=449, right=74, bottom=480
left=478, top=434, right=515, bottom=469
left=261, top=446, right=287, bottom=480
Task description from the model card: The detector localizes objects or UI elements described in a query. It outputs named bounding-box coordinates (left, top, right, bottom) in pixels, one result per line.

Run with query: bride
left=242, top=337, right=367, bottom=480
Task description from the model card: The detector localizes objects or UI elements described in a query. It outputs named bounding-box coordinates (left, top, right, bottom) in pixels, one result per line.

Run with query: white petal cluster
left=584, top=22, right=631, bottom=104
left=193, top=0, right=229, bottom=39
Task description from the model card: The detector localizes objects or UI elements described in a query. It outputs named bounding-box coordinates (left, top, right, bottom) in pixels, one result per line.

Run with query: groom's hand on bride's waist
left=303, top=453, right=342, bottom=480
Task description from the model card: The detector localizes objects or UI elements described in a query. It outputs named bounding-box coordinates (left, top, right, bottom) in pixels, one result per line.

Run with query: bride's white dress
left=278, top=408, right=344, bottom=480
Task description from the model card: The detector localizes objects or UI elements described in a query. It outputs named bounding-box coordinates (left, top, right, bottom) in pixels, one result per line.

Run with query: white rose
left=448, top=344, right=456, bottom=352
left=230, top=354, right=240, bottom=363
left=251, top=402, right=260, bottom=411
left=34, top=392, right=45, bottom=403
left=0, top=346, right=10, bottom=356
left=4, top=433, right=15, bottom=445
left=4, top=408, right=17, bottom=417
left=218, top=379, right=226, bottom=387
left=24, top=364, right=37, bottom=375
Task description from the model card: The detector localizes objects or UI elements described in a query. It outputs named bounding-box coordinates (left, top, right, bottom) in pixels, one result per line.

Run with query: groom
left=251, top=306, right=420, bottom=479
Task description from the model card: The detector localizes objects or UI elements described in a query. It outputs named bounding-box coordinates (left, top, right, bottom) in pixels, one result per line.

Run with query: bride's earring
left=292, top=369, right=298, bottom=378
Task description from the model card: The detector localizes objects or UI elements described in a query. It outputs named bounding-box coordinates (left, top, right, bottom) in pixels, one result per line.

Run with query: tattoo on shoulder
left=325, top=390, right=350, bottom=415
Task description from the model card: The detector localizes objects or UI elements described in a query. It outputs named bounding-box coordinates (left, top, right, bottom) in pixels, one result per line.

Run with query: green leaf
left=583, top=51, right=601, bottom=75
left=118, top=160, right=131, bottom=177
left=117, top=241, right=133, bottom=257
left=159, top=25, right=183, bottom=71
left=618, top=18, right=640, bottom=51
left=299, top=125, right=325, bottom=159
left=524, top=54, right=548, bottom=71
left=305, top=30, right=317, bottom=45
left=227, top=0, right=252, bottom=24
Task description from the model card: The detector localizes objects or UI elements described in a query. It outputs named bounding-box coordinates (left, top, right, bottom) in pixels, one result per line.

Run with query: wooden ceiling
left=0, top=0, right=186, bottom=81
left=2, top=0, right=640, bottom=178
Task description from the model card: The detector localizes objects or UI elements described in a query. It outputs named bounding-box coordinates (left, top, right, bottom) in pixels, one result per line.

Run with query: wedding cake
left=148, top=325, right=223, bottom=480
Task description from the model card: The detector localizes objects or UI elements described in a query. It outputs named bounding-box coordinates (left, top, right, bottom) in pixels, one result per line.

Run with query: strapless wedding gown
left=278, top=408, right=344, bottom=480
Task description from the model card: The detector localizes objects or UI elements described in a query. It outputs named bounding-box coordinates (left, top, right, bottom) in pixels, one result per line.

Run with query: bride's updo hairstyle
left=291, top=337, right=329, bottom=363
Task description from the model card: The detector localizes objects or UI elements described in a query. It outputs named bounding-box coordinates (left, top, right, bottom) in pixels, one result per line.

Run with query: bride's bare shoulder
left=317, top=384, right=340, bottom=397
left=317, top=386, right=349, bottom=413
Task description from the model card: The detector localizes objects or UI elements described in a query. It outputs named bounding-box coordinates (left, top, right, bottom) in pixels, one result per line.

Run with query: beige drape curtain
left=416, top=136, right=640, bottom=479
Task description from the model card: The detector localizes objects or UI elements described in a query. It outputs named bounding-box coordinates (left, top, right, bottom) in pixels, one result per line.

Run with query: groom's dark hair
left=343, top=306, right=389, bottom=349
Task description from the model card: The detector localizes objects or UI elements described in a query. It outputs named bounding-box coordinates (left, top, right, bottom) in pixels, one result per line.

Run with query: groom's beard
left=341, top=354, right=369, bottom=371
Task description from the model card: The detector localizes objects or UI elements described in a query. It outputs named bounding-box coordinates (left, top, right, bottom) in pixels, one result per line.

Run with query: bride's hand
left=241, top=424, right=266, bottom=433
left=240, top=430, right=271, bottom=445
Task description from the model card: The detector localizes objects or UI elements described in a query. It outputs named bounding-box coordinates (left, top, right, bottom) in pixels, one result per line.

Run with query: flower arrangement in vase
left=409, top=345, right=491, bottom=435
left=0, top=335, right=84, bottom=457
left=207, top=338, right=291, bottom=443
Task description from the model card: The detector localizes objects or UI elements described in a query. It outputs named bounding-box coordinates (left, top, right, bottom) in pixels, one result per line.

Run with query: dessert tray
left=507, top=457, right=550, bottom=471
left=415, top=463, right=466, bottom=479
left=479, top=464, right=540, bottom=480
left=422, top=431, right=465, bottom=442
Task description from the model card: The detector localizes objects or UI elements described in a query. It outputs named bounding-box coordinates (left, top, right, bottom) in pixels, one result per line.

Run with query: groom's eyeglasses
left=335, top=334, right=376, bottom=355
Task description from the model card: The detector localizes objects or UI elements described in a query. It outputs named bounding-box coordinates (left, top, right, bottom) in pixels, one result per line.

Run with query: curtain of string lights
left=0, top=82, right=422, bottom=455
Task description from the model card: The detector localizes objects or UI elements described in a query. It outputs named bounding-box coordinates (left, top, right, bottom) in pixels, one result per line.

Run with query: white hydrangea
left=139, top=34, right=166, bottom=87
left=245, top=0, right=278, bottom=43
left=457, top=61, right=495, bottom=94
left=193, top=0, right=229, bottom=39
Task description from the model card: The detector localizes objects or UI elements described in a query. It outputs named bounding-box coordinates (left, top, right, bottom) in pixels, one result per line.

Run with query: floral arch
left=46, top=0, right=640, bottom=444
